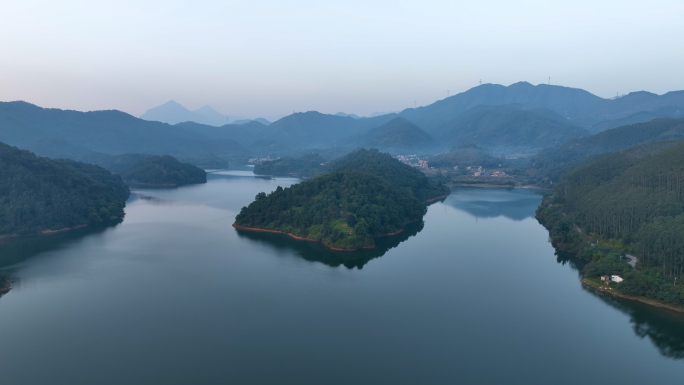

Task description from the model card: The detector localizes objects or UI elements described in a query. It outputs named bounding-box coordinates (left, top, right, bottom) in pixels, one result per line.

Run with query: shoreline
left=423, top=194, right=450, bottom=204
left=447, top=182, right=550, bottom=190
left=232, top=224, right=377, bottom=251
left=0, top=214, right=124, bottom=241
left=538, top=206, right=684, bottom=315
left=582, top=278, right=684, bottom=314
left=0, top=224, right=89, bottom=240
left=0, top=279, right=12, bottom=297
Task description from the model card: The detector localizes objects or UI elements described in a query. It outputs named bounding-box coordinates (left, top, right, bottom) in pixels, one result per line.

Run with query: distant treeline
left=114, top=155, right=206, bottom=186
left=254, top=153, right=324, bottom=178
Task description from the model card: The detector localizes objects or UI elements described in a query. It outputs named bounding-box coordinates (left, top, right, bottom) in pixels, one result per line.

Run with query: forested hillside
left=438, top=105, right=588, bottom=150
left=347, top=117, right=436, bottom=154
left=400, top=82, right=603, bottom=133
left=537, top=140, right=684, bottom=306
left=235, top=149, right=448, bottom=249
left=0, top=142, right=128, bottom=235
left=0, top=101, right=248, bottom=165
left=119, top=155, right=206, bottom=186
left=533, top=118, right=684, bottom=182
left=323, top=149, right=449, bottom=202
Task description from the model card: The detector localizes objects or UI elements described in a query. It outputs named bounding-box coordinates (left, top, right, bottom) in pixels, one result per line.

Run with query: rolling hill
left=437, top=105, right=588, bottom=151
left=534, top=118, right=684, bottom=180
left=347, top=117, right=436, bottom=154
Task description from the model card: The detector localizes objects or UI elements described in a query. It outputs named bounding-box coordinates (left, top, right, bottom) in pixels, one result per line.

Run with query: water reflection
left=127, top=193, right=175, bottom=206
left=446, top=187, right=542, bottom=221
left=236, top=221, right=425, bottom=269
left=551, top=241, right=684, bottom=360
left=583, top=285, right=684, bottom=359
left=0, top=220, right=122, bottom=297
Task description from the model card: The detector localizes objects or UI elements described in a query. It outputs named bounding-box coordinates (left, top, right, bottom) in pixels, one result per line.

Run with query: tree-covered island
left=234, top=149, right=449, bottom=250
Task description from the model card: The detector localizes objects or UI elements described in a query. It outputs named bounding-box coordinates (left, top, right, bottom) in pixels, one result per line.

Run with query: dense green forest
left=322, top=149, right=449, bottom=202
left=235, top=149, right=448, bottom=249
left=117, top=155, right=206, bottom=186
left=253, top=153, right=325, bottom=178
left=537, top=140, right=684, bottom=307
left=0, top=142, right=128, bottom=235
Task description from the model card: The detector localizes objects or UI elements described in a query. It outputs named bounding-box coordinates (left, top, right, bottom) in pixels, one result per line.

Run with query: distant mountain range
left=1, top=81, right=683, bottom=167
left=533, top=118, right=684, bottom=181
left=230, top=118, right=271, bottom=125
left=346, top=117, right=435, bottom=153
left=399, top=82, right=684, bottom=135
left=139, top=101, right=272, bottom=127
left=140, top=100, right=229, bottom=126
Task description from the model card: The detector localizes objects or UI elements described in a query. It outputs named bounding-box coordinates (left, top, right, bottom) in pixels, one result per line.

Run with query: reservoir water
left=1, top=170, right=683, bottom=384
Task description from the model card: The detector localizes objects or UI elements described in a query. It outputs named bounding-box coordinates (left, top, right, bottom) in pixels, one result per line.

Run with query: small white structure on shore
left=611, top=275, right=624, bottom=283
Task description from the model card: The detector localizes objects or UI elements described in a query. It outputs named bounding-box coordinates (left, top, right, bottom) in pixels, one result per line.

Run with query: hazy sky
left=2, top=0, right=683, bottom=119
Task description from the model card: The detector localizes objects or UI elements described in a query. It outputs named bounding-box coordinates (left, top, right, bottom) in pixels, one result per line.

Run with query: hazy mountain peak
left=140, top=101, right=226, bottom=126
left=335, top=112, right=360, bottom=119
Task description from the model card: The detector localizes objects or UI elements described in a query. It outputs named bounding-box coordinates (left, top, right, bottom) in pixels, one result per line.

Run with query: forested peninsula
left=0, top=142, right=129, bottom=236
left=234, top=149, right=449, bottom=250
left=537, top=140, right=684, bottom=308
left=101, top=154, right=207, bottom=186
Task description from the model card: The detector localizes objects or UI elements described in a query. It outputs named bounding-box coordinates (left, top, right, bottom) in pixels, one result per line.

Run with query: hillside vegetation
left=537, top=141, right=684, bottom=306
left=0, top=142, right=128, bottom=235
left=533, top=118, right=684, bottom=182
left=118, top=155, right=206, bottom=186
left=347, top=117, right=436, bottom=154
left=234, top=149, right=448, bottom=249
left=438, top=105, right=588, bottom=150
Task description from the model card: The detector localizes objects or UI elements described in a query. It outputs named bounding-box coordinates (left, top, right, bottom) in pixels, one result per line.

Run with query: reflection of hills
left=236, top=221, right=425, bottom=269
left=552, top=244, right=684, bottom=360
left=583, top=285, right=684, bottom=359
left=0, top=220, right=122, bottom=297
left=445, top=188, right=542, bottom=221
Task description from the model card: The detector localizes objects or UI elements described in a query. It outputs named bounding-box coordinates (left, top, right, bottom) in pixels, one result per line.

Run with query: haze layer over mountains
left=1, top=82, right=683, bottom=168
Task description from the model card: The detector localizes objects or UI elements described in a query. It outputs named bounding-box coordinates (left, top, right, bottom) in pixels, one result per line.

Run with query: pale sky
left=1, top=0, right=683, bottom=119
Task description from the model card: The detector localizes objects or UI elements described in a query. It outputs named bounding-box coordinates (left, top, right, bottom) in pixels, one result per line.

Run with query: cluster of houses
left=460, top=166, right=507, bottom=177
left=248, top=156, right=278, bottom=164
left=600, top=275, right=624, bottom=285
left=396, top=155, right=430, bottom=169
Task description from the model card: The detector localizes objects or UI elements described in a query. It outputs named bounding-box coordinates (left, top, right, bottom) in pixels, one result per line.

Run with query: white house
left=611, top=275, right=624, bottom=283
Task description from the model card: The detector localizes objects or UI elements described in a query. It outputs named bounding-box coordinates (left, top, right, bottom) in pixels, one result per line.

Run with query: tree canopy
left=0, top=142, right=128, bottom=235
left=118, top=155, right=206, bottom=186
left=235, top=149, right=449, bottom=249
left=537, top=140, right=684, bottom=307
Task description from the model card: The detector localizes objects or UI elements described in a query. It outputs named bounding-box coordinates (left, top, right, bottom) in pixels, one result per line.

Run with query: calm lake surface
left=1, top=170, right=683, bottom=384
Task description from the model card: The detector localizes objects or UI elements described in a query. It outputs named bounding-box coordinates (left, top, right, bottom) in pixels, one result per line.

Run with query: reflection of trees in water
left=551, top=243, right=684, bottom=359
left=444, top=188, right=542, bottom=221
left=0, top=220, right=122, bottom=298
left=555, top=250, right=587, bottom=279
left=236, top=221, right=425, bottom=269
left=583, top=285, right=684, bottom=359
